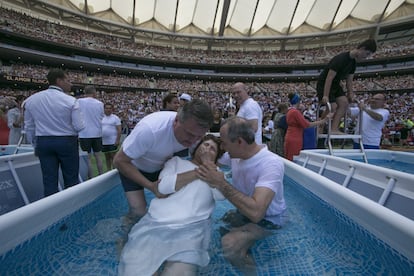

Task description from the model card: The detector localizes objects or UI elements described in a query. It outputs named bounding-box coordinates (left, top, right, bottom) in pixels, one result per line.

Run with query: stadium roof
left=3, top=0, right=414, bottom=48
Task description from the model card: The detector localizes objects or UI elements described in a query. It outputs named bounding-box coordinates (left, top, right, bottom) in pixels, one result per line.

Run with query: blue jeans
left=353, top=142, right=380, bottom=149
left=36, top=136, right=79, bottom=196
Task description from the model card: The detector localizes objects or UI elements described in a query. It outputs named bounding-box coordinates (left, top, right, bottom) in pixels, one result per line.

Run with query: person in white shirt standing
left=7, top=95, right=25, bottom=145
left=350, top=93, right=389, bottom=149
left=102, top=103, right=121, bottom=171
left=24, top=69, right=85, bottom=196
left=78, top=85, right=104, bottom=179
left=231, top=82, right=263, bottom=144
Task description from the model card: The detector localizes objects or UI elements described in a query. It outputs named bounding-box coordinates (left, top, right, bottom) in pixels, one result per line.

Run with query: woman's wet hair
left=191, top=134, right=224, bottom=163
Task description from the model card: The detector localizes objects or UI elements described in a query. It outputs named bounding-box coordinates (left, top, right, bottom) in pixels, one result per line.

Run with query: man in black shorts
left=317, top=39, right=377, bottom=134
left=113, top=99, right=213, bottom=222
left=78, top=85, right=104, bottom=179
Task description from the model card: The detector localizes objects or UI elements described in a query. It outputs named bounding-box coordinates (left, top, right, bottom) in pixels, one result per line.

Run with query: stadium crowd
left=1, top=7, right=414, bottom=66
left=1, top=72, right=413, bottom=146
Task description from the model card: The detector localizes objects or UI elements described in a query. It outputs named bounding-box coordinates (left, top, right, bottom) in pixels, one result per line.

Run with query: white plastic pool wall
left=1, top=159, right=413, bottom=263
left=0, top=170, right=119, bottom=256
left=284, top=160, right=414, bottom=262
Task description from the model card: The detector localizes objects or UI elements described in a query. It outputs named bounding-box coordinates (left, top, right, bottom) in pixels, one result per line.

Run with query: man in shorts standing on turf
left=317, top=39, right=377, bottom=134
left=78, top=85, right=104, bottom=179
left=113, top=99, right=213, bottom=221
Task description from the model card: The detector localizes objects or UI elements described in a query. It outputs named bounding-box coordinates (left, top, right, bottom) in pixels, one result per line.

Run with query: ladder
left=317, top=103, right=368, bottom=163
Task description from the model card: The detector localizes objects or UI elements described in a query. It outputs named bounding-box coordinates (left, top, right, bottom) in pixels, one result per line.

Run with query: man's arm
left=358, top=102, right=384, bottom=121
left=115, top=124, right=122, bottom=147
left=23, top=107, right=35, bottom=145
left=71, top=100, right=85, bottom=132
left=196, top=162, right=274, bottom=223
left=113, top=149, right=161, bottom=196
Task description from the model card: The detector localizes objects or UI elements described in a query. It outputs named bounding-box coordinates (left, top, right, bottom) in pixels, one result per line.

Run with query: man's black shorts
left=102, top=144, right=118, bottom=153
left=316, top=80, right=346, bottom=103
left=119, top=170, right=161, bottom=192
left=79, top=137, right=102, bottom=153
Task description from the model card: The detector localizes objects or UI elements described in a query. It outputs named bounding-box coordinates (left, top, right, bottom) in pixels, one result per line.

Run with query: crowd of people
left=1, top=69, right=413, bottom=144
left=1, top=7, right=414, bottom=66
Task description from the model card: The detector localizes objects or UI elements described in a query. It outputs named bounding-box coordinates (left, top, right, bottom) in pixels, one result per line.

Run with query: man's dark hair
left=177, top=99, right=213, bottom=129
left=162, top=93, right=177, bottom=109
left=222, top=116, right=255, bottom=145
left=357, top=39, right=377, bottom=53
left=47, top=69, right=66, bottom=85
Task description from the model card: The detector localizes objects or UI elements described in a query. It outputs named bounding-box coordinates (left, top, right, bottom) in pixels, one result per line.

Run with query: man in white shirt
left=24, top=69, right=84, bottom=196
left=197, top=116, right=286, bottom=275
left=113, top=99, right=213, bottom=221
left=350, top=93, right=389, bottom=149
left=231, top=82, right=263, bottom=144
left=7, top=95, right=25, bottom=145
left=78, top=85, right=104, bottom=179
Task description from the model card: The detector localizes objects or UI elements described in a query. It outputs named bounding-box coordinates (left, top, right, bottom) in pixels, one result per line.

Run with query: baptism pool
left=1, top=175, right=413, bottom=275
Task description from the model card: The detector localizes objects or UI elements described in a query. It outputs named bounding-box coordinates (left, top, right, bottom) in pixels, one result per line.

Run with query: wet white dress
left=118, top=157, right=224, bottom=276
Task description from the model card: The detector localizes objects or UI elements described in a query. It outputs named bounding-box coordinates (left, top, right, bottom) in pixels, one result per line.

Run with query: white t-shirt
left=220, top=145, right=286, bottom=224
left=101, top=114, right=121, bottom=145
left=237, top=98, right=263, bottom=144
left=122, top=111, right=186, bottom=172
left=78, top=97, right=104, bottom=138
left=350, top=107, right=390, bottom=146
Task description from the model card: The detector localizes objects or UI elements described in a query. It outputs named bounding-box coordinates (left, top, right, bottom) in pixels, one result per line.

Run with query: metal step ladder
left=317, top=103, right=368, bottom=163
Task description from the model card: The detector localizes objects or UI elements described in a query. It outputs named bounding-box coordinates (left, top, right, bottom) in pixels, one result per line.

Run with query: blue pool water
left=1, top=177, right=413, bottom=275
left=367, top=159, right=413, bottom=174
left=346, top=156, right=413, bottom=174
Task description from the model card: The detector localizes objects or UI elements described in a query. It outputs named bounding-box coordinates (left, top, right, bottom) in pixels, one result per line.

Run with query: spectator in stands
left=349, top=93, right=389, bottom=149
left=210, top=108, right=223, bottom=133
left=179, top=93, right=192, bottom=109
left=24, top=69, right=85, bottom=196
left=161, top=93, right=180, bottom=111
left=78, top=85, right=104, bottom=179
left=0, top=103, right=10, bottom=145
left=113, top=99, right=213, bottom=223
left=269, top=103, right=288, bottom=157
left=231, top=82, right=263, bottom=144
left=317, top=39, right=377, bottom=134
left=7, top=95, right=25, bottom=145
left=102, top=103, right=122, bottom=171
left=285, top=93, right=330, bottom=161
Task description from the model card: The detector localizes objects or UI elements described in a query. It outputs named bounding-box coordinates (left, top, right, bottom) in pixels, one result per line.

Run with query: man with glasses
left=349, top=93, right=389, bottom=149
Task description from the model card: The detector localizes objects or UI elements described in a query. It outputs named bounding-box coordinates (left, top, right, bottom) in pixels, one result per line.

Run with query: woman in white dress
left=118, top=134, right=224, bottom=276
